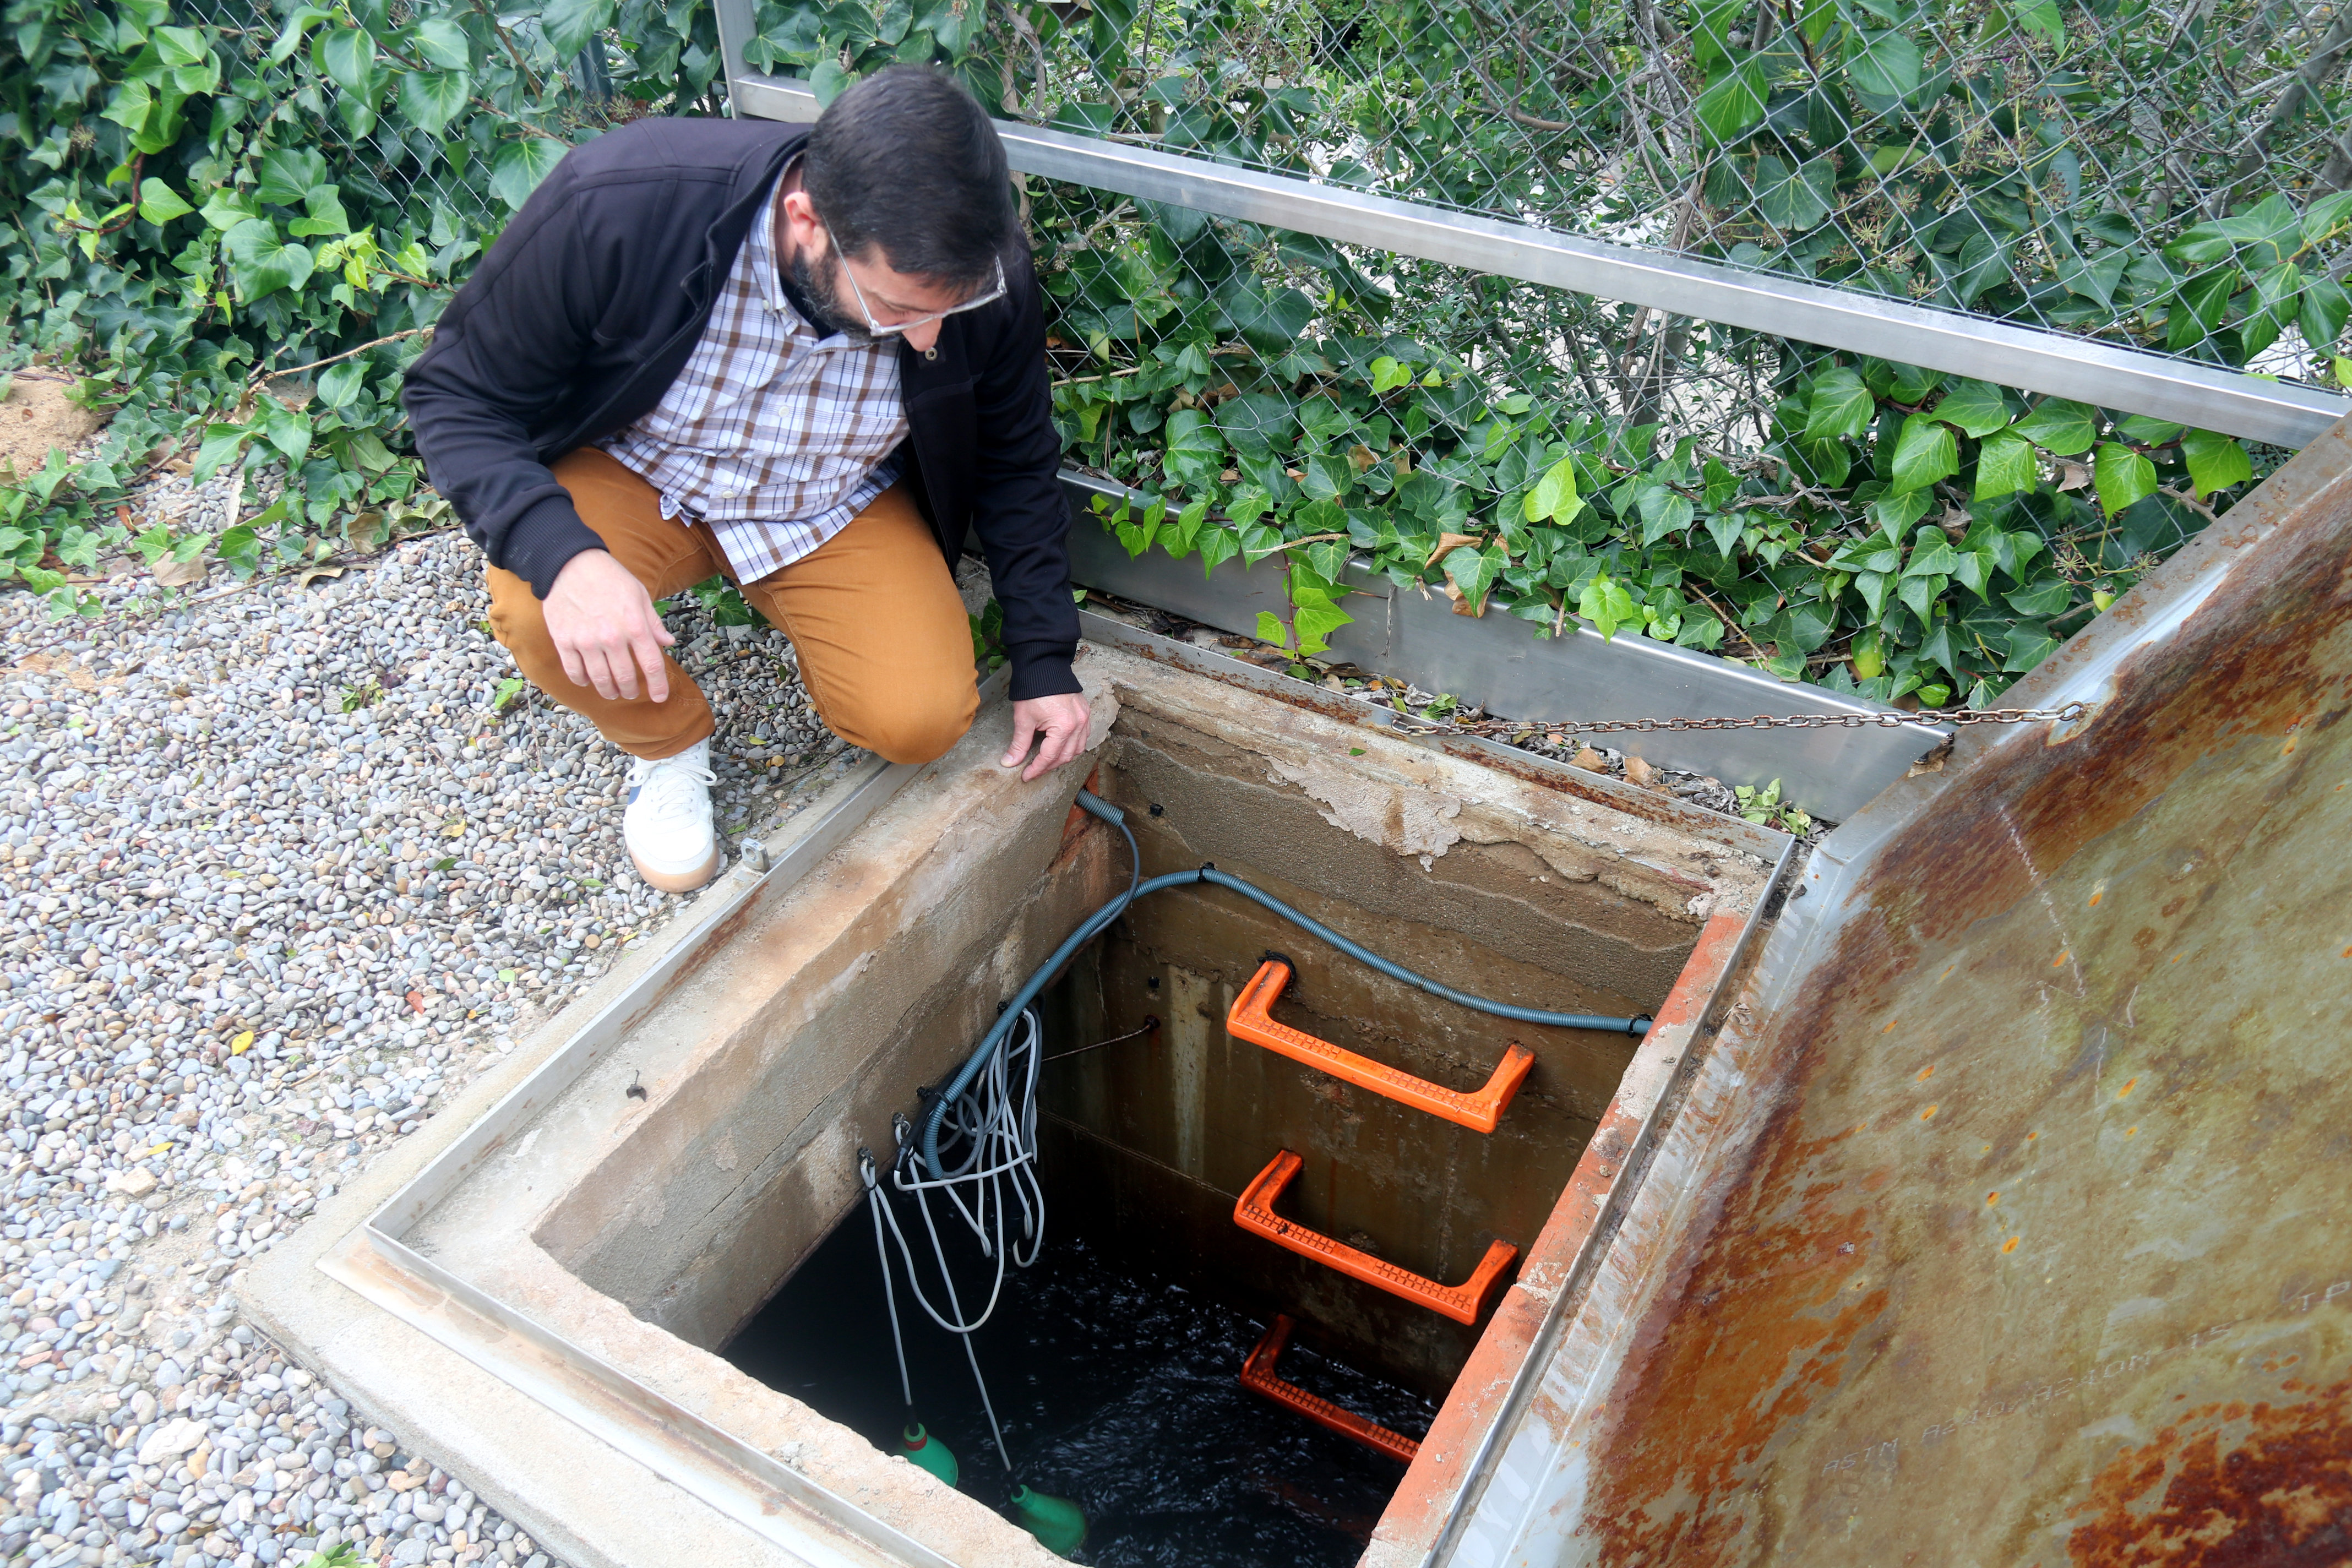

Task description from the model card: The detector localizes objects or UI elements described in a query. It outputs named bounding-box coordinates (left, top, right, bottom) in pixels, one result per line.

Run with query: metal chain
left=1438, top=703, right=2093, bottom=738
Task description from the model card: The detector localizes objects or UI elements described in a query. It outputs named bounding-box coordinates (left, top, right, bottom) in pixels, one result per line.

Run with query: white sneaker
left=623, top=739, right=720, bottom=892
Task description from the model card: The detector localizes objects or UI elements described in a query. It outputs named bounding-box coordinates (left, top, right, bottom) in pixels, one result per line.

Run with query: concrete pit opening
left=274, top=637, right=1777, bottom=1568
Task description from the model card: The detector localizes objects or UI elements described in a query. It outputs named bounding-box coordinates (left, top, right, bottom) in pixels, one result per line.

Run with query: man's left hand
left=1002, top=693, right=1091, bottom=781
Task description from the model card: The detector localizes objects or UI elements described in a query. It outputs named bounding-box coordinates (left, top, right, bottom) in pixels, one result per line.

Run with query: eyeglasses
left=822, top=221, right=1007, bottom=338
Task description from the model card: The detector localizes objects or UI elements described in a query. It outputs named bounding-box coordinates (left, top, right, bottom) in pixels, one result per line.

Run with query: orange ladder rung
left=1234, top=1149, right=1517, bottom=1326
left=1239, top=1314, right=1420, bottom=1464
left=1225, top=958, right=1534, bottom=1135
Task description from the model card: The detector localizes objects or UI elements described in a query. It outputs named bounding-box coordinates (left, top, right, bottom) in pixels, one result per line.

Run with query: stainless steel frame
left=706, top=11, right=2348, bottom=449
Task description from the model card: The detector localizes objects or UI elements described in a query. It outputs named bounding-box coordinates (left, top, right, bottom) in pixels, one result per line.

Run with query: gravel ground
left=0, top=466, right=1814, bottom=1568
left=0, top=523, right=842, bottom=1568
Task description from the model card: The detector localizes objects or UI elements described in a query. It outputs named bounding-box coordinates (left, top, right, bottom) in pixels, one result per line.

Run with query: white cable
left=864, top=1008, right=1047, bottom=1471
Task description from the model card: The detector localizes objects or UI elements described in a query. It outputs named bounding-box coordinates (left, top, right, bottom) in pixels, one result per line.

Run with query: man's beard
left=787, top=247, right=874, bottom=345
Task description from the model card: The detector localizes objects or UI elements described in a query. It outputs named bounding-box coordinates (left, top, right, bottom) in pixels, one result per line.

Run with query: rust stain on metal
left=2065, top=1376, right=2352, bottom=1565
left=1535, top=425, right=2352, bottom=1566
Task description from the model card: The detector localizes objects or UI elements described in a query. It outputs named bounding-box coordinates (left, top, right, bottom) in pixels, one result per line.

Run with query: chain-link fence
left=40, top=0, right=2338, bottom=717
left=993, top=0, right=2352, bottom=365
left=711, top=0, right=2351, bottom=712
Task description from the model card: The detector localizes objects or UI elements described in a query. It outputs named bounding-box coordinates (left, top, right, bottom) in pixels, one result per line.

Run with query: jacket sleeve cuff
left=1004, top=643, right=1082, bottom=702
left=503, top=493, right=610, bottom=599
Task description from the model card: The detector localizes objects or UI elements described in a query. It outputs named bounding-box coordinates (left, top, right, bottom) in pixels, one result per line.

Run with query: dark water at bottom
left=725, top=1209, right=1436, bottom=1568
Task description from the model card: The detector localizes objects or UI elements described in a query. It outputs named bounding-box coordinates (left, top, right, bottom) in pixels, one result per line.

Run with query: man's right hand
left=544, top=549, right=676, bottom=702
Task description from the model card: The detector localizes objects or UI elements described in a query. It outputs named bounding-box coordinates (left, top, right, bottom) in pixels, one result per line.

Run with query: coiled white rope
left=861, top=1006, right=1047, bottom=1470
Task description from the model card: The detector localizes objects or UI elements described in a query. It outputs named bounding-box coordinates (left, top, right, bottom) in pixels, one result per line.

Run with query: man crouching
left=404, top=66, right=1088, bottom=892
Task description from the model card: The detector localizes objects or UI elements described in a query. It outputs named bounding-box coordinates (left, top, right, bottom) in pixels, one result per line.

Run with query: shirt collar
left=760, top=155, right=839, bottom=340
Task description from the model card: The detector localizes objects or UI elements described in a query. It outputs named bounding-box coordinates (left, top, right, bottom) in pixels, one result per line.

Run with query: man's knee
left=831, top=678, right=979, bottom=765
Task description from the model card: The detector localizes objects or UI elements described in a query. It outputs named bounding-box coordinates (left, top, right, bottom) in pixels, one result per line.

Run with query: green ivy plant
left=1, top=0, right=720, bottom=612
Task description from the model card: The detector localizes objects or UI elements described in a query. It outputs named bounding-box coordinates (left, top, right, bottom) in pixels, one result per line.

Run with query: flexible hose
left=863, top=1009, right=1047, bottom=1471
left=917, top=788, right=1651, bottom=1178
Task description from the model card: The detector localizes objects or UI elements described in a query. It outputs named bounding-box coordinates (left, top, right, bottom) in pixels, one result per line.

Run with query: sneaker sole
left=630, top=845, right=721, bottom=894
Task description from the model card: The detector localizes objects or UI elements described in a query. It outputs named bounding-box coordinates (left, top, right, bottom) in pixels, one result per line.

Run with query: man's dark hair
left=804, top=66, right=1013, bottom=290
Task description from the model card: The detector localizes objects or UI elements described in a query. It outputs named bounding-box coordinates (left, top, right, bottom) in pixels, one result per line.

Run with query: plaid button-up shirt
left=600, top=169, right=908, bottom=584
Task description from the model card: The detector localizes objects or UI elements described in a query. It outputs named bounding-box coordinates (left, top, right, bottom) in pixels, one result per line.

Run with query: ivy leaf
left=1897, top=571, right=1947, bottom=623
left=136, top=178, right=194, bottom=225
left=1693, top=58, right=1768, bottom=144
left=2010, top=397, right=2099, bottom=455
left=269, top=6, right=333, bottom=63
left=2006, top=577, right=2076, bottom=617
left=1973, top=428, right=2040, bottom=499
left=256, top=147, right=330, bottom=207
left=810, top=58, right=856, bottom=106
left=153, top=25, right=209, bottom=66
left=215, top=523, right=264, bottom=579
left=1161, top=409, right=1225, bottom=487
left=1195, top=524, right=1239, bottom=579
left=1804, top=368, right=1875, bottom=442
left=2003, top=622, right=2062, bottom=673
left=400, top=68, right=471, bottom=137
left=315, top=361, right=367, bottom=408
left=1854, top=569, right=1893, bottom=619
left=1289, top=595, right=1364, bottom=658
left=1217, top=275, right=1316, bottom=353
left=1702, top=456, right=1740, bottom=509
left=1753, top=154, right=1836, bottom=231
left=1369, top=356, right=1413, bottom=394
left=1916, top=621, right=1964, bottom=679
left=490, top=137, right=566, bottom=211
left=1705, top=509, right=1745, bottom=558
left=2300, top=275, right=2351, bottom=356
left=1931, top=379, right=2011, bottom=437
left=314, top=28, right=378, bottom=95
left=2092, top=442, right=2158, bottom=518
left=1904, top=531, right=1961, bottom=578
left=1218, top=392, right=1297, bottom=453
left=1636, top=484, right=1695, bottom=543
left=2008, top=0, right=2066, bottom=48
left=1255, top=611, right=1289, bottom=648
left=1888, top=413, right=1959, bottom=495
left=2116, top=414, right=2184, bottom=445
left=541, top=0, right=618, bottom=58
left=409, top=15, right=472, bottom=68
left=99, top=78, right=155, bottom=134
left=1577, top=573, right=1638, bottom=639
left=1844, top=28, right=1921, bottom=98
left=1445, top=543, right=1505, bottom=613
left=1523, top=457, right=1585, bottom=524
left=223, top=219, right=314, bottom=301
left=2179, top=429, right=2253, bottom=497
left=192, top=422, right=249, bottom=484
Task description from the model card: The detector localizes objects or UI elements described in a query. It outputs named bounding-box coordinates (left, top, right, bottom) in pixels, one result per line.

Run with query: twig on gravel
left=243, top=327, right=435, bottom=409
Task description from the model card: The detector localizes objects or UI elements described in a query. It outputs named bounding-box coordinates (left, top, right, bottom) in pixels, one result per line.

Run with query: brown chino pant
left=485, top=448, right=979, bottom=765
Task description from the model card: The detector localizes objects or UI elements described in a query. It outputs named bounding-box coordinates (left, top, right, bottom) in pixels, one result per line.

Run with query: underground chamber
left=326, top=639, right=1773, bottom=1567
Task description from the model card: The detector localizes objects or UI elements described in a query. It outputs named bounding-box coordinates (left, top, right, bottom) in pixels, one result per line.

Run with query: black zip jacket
left=402, top=115, right=1080, bottom=701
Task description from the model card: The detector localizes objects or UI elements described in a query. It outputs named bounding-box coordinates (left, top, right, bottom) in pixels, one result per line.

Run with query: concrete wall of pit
left=1039, top=693, right=1707, bottom=1395
left=530, top=639, right=1757, bottom=1465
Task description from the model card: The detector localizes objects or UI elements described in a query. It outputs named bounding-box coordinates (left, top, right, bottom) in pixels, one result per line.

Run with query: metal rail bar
left=1066, top=481, right=1949, bottom=822
left=709, top=51, right=2347, bottom=448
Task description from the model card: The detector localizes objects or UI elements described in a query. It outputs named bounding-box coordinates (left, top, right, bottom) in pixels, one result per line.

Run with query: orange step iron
left=1225, top=957, right=1534, bottom=1135
left=1239, top=1314, right=1420, bottom=1463
left=1234, top=1149, right=1516, bottom=1325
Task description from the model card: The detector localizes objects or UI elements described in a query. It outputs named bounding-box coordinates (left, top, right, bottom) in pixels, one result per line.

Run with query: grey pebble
left=0, top=521, right=844, bottom=1568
